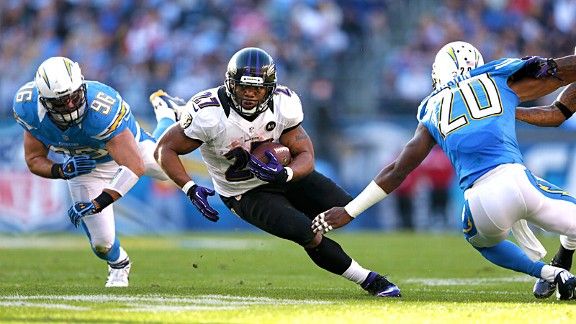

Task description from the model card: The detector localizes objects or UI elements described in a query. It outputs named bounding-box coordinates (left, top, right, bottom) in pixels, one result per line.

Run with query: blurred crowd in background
left=2, top=0, right=575, bottom=121
left=1, top=0, right=575, bottom=232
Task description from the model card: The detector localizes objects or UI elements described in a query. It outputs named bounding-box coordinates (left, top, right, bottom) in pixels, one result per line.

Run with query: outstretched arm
left=373, top=123, right=437, bottom=194
left=516, top=82, right=576, bottom=127
left=511, top=55, right=576, bottom=102
left=312, top=123, right=436, bottom=233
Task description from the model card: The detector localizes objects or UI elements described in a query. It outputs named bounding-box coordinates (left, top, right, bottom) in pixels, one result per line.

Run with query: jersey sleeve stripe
left=281, top=122, right=301, bottom=134
left=13, top=111, right=35, bottom=130
left=94, top=101, right=128, bottom=140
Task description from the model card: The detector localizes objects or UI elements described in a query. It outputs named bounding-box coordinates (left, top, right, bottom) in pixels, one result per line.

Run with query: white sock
left=560, top=235, right=576, bottom=250
left=341, top=260, right=371, bottom=284
left=109, top=247, right=129, bottom=265
left=541, top=264, right=564, bottom=282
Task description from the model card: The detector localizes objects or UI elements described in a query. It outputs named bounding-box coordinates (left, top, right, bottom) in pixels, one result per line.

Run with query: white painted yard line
left=0, top=294, right=332, bottom=312
left=0, top=301, right=88, bottom=310
left=404, top=276, right=532, bottom=286
left=117, top=304, right=240, bottom=312
left=413, top=287, right=529, bottom=296
left=0, top=237, right=272, bottom=250
left=0, top=294, right=329, bottom=304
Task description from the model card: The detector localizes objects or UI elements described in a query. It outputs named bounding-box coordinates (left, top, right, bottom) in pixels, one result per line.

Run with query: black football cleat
left=361, top=272, right=401, bottom=297
left=554, top=270, right=576, bottom=300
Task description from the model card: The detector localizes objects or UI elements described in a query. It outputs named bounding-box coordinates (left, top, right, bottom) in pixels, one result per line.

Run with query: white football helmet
left=431, top=41, right=484, bottom=90
left=35, top=56, right=87, bottom=127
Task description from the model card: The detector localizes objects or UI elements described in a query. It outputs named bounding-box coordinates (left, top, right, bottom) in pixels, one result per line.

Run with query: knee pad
left=93, top=244, right=112, bottom=256
left=91, top=238, right=120, bottom=262
left=303, top=232, right=323, bottom=249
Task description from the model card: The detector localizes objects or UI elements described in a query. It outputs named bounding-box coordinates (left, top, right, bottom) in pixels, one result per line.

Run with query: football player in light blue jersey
left=313, top=42, right=576, bottom=300
left=12, top=56, right=182, bottom=287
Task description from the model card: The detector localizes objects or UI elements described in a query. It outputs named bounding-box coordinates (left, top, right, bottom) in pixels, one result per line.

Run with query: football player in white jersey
left=154, top=47, right=401, bottom=297
left=12, top=57, right=179, bottom=287
left=312, top=42, right=576, bottom=300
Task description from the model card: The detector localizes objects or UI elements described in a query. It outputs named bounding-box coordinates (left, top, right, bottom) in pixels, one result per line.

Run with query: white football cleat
left=105, top=260, right=131, bottom=288
left=149, top=89, right=186, bottom=121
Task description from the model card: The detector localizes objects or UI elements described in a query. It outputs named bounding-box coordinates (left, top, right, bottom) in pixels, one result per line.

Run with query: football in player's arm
left=154, top=47, right=401, bottom=297
left=12, top=57, right=180, bottom=287
left=312, top=42, right=576, bottom=300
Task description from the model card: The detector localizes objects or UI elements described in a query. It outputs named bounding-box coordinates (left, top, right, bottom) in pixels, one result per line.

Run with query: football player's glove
left=68, top=201, right=97, bottom=228
left=520, top=56, right=559, bottom=79
left=247, top=151, right=289, bottom=184
left=52, top=155, right=96, bottom=179
left=186, top=184, right=219, bottom=222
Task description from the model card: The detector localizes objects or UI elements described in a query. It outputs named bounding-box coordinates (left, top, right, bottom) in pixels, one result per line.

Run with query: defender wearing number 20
left=313, top=41, right=576, bottom=300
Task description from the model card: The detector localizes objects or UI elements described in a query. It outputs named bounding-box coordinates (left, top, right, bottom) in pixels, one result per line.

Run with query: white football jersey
left=180, top=85, right=304, bottom=197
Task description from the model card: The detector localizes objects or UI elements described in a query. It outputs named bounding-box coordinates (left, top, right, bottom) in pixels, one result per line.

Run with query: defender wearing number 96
left=12, top=56, right=179, bottom=287
left=154, top=47, right=401, bottom=298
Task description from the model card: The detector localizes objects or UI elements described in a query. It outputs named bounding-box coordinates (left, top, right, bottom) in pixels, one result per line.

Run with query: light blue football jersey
left=12, top=80, right=152, bottom=163
left=417, top=58, right=529, bottom=190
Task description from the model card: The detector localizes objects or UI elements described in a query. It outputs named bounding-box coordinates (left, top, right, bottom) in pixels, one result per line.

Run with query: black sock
left=305, top=237, right=352, bottom=275
left=552, top=245, right=574, bottom=271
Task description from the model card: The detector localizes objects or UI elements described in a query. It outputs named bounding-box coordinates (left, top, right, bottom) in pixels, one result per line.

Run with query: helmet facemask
left=225, top=47, right=277, bottom=118
left=35, top=57, right=87, bottom=127
left=40, top=83, right=87, bottom=127
left=431, top=41, right=484, bottom=91
left=226, top=78, right=274, bottom=117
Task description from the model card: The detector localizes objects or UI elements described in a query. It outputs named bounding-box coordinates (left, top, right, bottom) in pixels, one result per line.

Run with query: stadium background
left=0, top=0, right=575, bottom=234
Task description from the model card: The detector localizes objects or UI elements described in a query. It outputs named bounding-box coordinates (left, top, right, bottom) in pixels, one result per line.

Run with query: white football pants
left=67, top=139, right=167, bottom=251
left=464, top=163, right=576, bottom=250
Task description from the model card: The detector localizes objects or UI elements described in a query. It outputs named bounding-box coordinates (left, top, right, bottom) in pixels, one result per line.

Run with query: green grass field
left=0, top=232, right=574, bottom=323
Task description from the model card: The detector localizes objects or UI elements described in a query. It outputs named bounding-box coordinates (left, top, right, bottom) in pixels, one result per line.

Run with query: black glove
left=248, top=151, right=289, bottom=184
left=186, top=184, right=219, bottom=222
left=521, top=56, right=559, bottom=79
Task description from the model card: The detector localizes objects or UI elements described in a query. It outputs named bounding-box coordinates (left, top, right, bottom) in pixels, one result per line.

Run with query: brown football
left=251, top=142, right=292, bottom=166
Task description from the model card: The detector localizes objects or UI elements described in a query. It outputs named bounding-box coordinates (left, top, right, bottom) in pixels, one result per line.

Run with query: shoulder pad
left=13, top=81, right=41, bottom=130
left=83, top=81, right=129, bottom=140
left=417, top=95, right=432, bottom=122
left=182, top=88, right=226, bottom=142
left=471, top=58, right=525, bottom=78
left=186, top=87, right=222, bottom=116
left=274, top=85, right=304, bottom=126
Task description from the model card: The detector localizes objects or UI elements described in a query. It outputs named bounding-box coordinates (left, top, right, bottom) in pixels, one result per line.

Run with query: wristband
left=92, top=191, right=115, bottom=213
left=182, top=180, right=196, bottom=194
left=344, top=180, right=388, bottom=218
left=285, top=167, right=294, bottom=182
left=554, top=101, right=574, bottom=120
left=104, top=166, right=140, bottom=196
